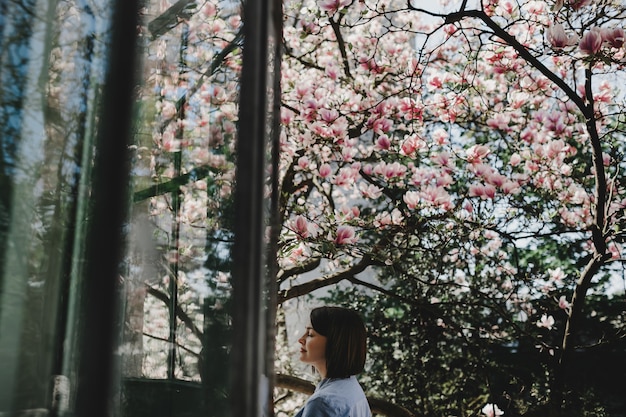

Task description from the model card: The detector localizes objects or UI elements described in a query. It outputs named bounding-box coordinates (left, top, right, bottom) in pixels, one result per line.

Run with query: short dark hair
left=310, top=306, right=367, bottom=378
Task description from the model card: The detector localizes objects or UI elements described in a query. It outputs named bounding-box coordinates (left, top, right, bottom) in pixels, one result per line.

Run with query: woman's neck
left=314, top=363, right=327, bottom=379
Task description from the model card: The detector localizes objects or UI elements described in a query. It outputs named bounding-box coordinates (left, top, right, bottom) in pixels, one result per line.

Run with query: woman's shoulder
left=304, top=393, right=370, bottom=417
left=318, top=376, right=364, bottom=392
left=313, top=377, right=369, bottom=404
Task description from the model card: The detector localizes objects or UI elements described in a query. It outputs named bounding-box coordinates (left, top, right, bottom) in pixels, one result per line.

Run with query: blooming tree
left=275, top=0, right=626, bottom=415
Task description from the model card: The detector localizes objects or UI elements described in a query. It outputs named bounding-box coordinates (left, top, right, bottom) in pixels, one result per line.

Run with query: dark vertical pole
left=73, top=0, right=139, bottom=416
left=230, top=0, right=272, bottom=415
left=264, top=0, right=283, bottom=415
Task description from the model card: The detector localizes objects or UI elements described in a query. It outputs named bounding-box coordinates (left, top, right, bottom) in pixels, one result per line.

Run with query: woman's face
left=298, top=324, right=327, bottom=371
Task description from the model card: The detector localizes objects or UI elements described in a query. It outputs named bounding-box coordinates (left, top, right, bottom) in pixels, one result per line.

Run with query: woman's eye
left=307, top=333, right=313, bottom=337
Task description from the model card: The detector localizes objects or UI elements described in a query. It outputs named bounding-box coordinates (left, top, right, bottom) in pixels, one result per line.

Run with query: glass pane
left=119, top=0, right=279, bottom=415
left=0, top=0, right=116, bottom=413
left=117, top=0, right=244, bottom=413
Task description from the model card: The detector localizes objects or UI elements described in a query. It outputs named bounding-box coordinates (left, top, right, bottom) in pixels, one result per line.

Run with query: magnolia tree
left=275, top=0, right=626, bottom=415
left=124, top=0, right=626, bottom=416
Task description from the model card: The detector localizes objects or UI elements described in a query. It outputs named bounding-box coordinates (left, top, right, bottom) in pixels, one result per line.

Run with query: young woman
left=295, top=306, right=371, bottom=417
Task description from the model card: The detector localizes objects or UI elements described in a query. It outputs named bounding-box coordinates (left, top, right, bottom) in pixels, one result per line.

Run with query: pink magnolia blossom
left=403, top=191, right=420, bottom=209
left=487, top=113, right=511, bottom=131
left=291, top=215, right=318, bottom=239
left=608, top=241, right=622, bottom=259
left=432, top=128, right=449, bottom=145
left=360, top=183, right=383, bottom=199
left=545, top=139, right=566, bottom=158
left=536, top=314, right=555, bottom=330
left=501, top=180, right=521, bottom=194
left=469, top=183, right=496, bottom=199
left=401, top=137, right=418, bottom=156
left=285, top=243, right=311, bottom=266
left=558, top=295, right=570, bottom=311
left=485, top=172, right=506, bottom=188
left=466, top=144, right=490, bottom=164
left=482, top=0, right=498, bottom=16
left=334, top=225, right=358, bottom=245
left=431, top=152, right=454, bottom=172
left=483, top=184, right=496, bottom=199
left=547, top=23, right=578, bottom=49
left=297, top=156, right=310, bottom=169
left=375, top=134, right=392, bottom=151
left=428, top=75, right=444, bottom=90
left=569, top=0, right=592, bottom=10
left=374, top=209, right=403, bottom=227
left=162, top=132, right=181, bottom=152
left=523, top=0, right=546, bottom=14
left=482, top=403, right=504, bottom=417
left=318, top=163, right=333, bottom=178
left=318, top=0, right=350, bottom=14
left=333, top=166, right=358, bottom=187
left=319, top=108, right=339, bottom=123
left=398, top=98, right=423, bottom=121
left=471, top=162, right=493, bottom=178
left=469, top=184, right=485, bottom=198
left=359, top=57, right=384, bottom=74
left=341, top=146, right=356, bottom=161
left=376, top=161, right=407, bottom=180
left=201, top=2, right=217, bottom=17
left=331, top=117, right=349, bottom=137
left=338, top=205, right=360, bottom=220
left=549, top=267, right=566, bottom=282
left=436, top=173, right=453, bottom=187
left=362, top=163, right=373, bottom=176
left=325, top=65, right=339, bottom=81
left=596, top=80, right=614, bottom=103
left=579, top=27, right=603, bottom=55
left=443, top=24, right=457, bottom=37
left=161, top=101, right=177, bottom=118
left=371, top=117, right=393, bottom=134
left=409, top=168, right=431, bottom=186
left=602, top=27, right=625, bottom=49
left=421, top=186, right=452, bottom=210
left=495, top=0, right=516, bottom=17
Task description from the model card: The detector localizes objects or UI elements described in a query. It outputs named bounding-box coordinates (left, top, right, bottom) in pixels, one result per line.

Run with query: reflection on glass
left=0, top=0, right=115, bottom=413
left=119, top=0, right=244, bottom=416
left=0, top=0, right=278, bottom=417
left=0, top=0, right=255, bottom=415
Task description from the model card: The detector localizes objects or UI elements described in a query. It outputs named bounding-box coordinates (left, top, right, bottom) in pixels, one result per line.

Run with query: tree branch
left=278, top=256, right=375, bottom=304
left=439, top=9, right=587, bottom=112
left=133, top=164, right=224, bottom=202
left=584, top=65, right=608, bottom=255
left=328, top=15, right=353, bottom=79
left=148, top=0, right=196, bottom=40
left=145, top=284, right=204, bottom=340
left=278, top=258, right=322, bottom=284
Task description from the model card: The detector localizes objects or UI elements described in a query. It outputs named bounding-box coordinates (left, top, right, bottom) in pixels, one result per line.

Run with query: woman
left=295, top=306, right=372, bottom=417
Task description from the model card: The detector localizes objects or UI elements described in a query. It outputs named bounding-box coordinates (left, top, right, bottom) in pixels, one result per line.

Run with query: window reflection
left=0, top=0, right=115, bottom=413
left=120, top=0, right=248, bottom=415
left=0, top=0, right=270, bottom=415
left=120, top=0, right=242, bottom=395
